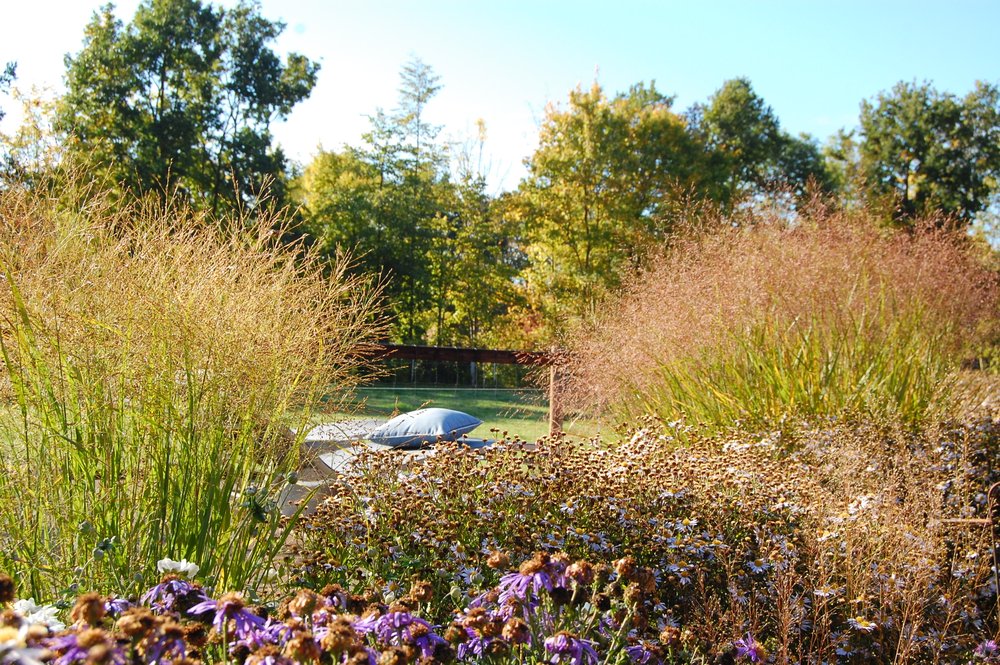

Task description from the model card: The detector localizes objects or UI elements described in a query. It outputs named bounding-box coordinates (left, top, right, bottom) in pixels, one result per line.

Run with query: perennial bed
left=2, top=415, right=1000, bottom=664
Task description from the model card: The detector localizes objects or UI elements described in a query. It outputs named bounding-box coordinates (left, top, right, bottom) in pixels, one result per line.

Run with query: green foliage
left=511, top=82, right=706, bottom=338
left=0, top=185, right=381, bottom=600
left=299, top=58, right=524, bottom=346
left=692, top=77, right=833, bottom=208
left=57, top=0, right=318, bottom=214
left=858, top=80, right=1000, bottom=225
left=0, top=62, right=14, bottom=123
left=641, top=307, right=952, bottom=430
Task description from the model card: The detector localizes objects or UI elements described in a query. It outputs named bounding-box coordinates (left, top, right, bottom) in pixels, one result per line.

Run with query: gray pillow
left=369, top=408, right=482, bottom=448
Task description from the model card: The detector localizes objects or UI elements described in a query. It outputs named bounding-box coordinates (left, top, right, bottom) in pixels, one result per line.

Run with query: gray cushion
left=369, top=408, right=482, bottom=448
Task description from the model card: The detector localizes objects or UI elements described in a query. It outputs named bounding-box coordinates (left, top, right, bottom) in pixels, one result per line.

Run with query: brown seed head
left=444, top=624, right=468, bottom=644
left=284, top=633, right=321, bottom=662
left=501, top=618, right=530, bottom=645
left=116, top=608, right=157, bottom=640
left=246, top=645, right=281, bottom=665
left=0, top=575, right=15, bottom=604
left=77, top=628, right=110, bottom=650
left=409, top=581, right=433, bottom=603
left=566, top=561, right=595, bottom=586
left=71, top=593, right=106, bottom=627
left=320, top=619, right=357, bottom=653
left=0, top=610, right=23, bottom=628
left=614, top=556, right=637, bottom=580
left=660, top=626, right=681, bottom=647
left=288, top=589, right=320, bottom=618
left=486, top=551, right=510, bottom=570
left=377, top=646, right=408, bottom=665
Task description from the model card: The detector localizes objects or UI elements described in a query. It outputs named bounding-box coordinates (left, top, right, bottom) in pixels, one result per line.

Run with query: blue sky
left=2, top=0, right=998, bottom=191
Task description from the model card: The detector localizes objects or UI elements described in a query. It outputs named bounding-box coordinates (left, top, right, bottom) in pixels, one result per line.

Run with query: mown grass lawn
left=315, top=386, right=601, bottom=441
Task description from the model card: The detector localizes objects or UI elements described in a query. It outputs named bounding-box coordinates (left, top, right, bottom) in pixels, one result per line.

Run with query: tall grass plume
left=565, top=204, right=999, bottom=430
left=0, top=183, right=382, bottom=599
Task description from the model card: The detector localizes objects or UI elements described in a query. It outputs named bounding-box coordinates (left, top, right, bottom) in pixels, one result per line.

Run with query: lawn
left=315, top=386, right=602, bottom=441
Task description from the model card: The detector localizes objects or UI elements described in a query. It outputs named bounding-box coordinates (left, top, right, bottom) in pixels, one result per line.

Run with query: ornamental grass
left=563, top=204, right=999, bottom=431
left=0, top=183, right=382, bottom=600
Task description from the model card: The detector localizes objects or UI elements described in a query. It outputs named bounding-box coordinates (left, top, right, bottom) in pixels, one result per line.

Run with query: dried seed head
left=71, top=593, right=106, bottom=627
left=0, top=575, right=15, bottom=604
left=284, top=633, right=321, bottom=662
left=288, top=589, right=320, bottom=618
left=486, top=551, right=510, bottom=570
left=409, top=580, right=433, bottom=603
left=501, top=618, right=530, bottom=645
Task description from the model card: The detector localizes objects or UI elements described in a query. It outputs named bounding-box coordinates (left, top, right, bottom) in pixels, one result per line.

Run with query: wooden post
left=548, top=363, right=563, bottom=437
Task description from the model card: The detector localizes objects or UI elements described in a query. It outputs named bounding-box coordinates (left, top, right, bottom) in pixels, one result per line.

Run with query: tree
left=299, top=58, right=449, bottom=343
left=858, top=80, right=1000, bottom=226
left=691, top=78, right=831, bottom=208
left=0, top=62, right=15, bottom=123
left=512, top=81, right=706, bottom=338
left=57, top=0, right=318, bottom=214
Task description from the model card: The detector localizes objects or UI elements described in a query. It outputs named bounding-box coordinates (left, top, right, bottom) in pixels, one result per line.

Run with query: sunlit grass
left=0, top=182, right=381, bottom=599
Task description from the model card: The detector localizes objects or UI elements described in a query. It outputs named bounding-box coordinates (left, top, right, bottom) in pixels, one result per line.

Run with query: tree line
left=2, top=0, right=998, bottom=347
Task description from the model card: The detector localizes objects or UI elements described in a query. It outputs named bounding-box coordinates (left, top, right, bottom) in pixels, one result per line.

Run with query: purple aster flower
left=188, top=592, right=266, bottom=641
left=374, top=612, right=447, bottom=658
left=734, top=632, right=767, bottom=663
left=46, top=630, right=127, bottom=665
left=349, top=614, right=379, bottom=635
left=626, top=643, right=658, bottom=664
left=976, top=640, right=999, bottom=658
left=104, top=597, right=131, bottom=617
left=141, top=575, right=208, bottom=613
left=544, top=631, right=598, bottom=665
left=143, top=624, right=188, bottom=663
left=237, top=619, right=295, bottom=651
left=498, top=554, right=567, bottom=605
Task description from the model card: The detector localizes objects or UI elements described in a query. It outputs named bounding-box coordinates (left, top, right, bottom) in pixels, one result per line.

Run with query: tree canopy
left=0, top=62, right=15, bottom=123
left=57, top=0, right=318, bottom=213
left=858, top=80, right=1000, bottom=226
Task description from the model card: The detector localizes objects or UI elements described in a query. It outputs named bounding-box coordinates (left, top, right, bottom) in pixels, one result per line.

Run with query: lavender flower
left=46, top=629, right=127, bottom=665
left=104, top=597, right=131, bottom=617
left=141, top=576, right=208, bottom=613
left=498, top=553, right=566, bottom=605
left=626, top=643, right=655, bottom=664
left=374, top=612, right=447, bottom=658
left=544, top=631, right=598, bottom=665
left=734, top=632, right=767, bottom=663
left=975, top=640, right=999, bottom=659
left=188, top=592, right=266, bottom=641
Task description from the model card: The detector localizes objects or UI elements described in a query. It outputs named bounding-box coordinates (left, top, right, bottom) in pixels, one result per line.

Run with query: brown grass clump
left=0, top=183, right=381, bottom=424
left=564, top=204, right=999, bottom=429
left=0, top=182, right=384, bottom=597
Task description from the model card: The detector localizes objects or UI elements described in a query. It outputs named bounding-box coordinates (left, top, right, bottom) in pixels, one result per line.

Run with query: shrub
left=564, top=206, right=999, bottom=430
left=0, top=184, right=382, bottom=600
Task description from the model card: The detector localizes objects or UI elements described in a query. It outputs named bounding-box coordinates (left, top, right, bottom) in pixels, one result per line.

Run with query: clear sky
left=2, top=0, right=998, bottom=192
